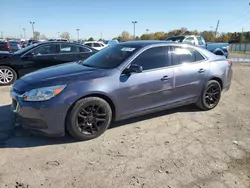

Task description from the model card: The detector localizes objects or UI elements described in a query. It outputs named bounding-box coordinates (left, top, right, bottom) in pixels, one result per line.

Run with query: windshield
left=165, top=36, right=185, bottom=42
left=83, top=44, right=139, bottom=69
left=14, top=44, right=36, bottom=55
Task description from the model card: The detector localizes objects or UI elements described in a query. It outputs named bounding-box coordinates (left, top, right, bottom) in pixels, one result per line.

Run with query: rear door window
left=59, top=43, right=80, bottom=53
left=93, top=43, right=101, bottom=47
left=170, top=46, right=204, bottom=65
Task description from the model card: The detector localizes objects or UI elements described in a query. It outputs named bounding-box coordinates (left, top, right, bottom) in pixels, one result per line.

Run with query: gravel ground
left=0, top=63, right=250, bottom=188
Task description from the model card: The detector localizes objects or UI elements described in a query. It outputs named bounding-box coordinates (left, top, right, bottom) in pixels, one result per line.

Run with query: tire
left=66, top=97, right=112, bottom=141
left=0, top=66, right=17, bottom=86
left=196, top=80, right=222, bottom=110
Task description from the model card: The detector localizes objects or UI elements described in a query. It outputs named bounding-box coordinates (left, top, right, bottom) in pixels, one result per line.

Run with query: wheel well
left=214, top=50, right=224, bottom=56
left=0, top=64, right=19, bottom=78
left=210, top=77, right=223, bottom=89
left=67, top=93, right=116, bottom=121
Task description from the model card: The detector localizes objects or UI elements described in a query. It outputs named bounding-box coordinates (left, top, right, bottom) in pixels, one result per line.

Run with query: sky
left=1, top=0, right=250, bottom=40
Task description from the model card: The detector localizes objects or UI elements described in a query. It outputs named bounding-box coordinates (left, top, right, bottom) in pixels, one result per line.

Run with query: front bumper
left=10, top=89, right=71, bottom=137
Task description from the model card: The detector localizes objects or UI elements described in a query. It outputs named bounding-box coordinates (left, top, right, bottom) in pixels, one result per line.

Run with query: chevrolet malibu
left=10, top=41, right=232, bottom=140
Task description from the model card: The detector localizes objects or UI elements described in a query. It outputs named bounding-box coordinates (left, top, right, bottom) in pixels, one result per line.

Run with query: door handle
left=198, top=68, right=205, bottom=73
left=161, top=75, right=169, bottom=81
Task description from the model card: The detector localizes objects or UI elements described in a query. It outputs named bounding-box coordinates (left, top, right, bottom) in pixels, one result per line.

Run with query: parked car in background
left=0, top=41, right=97, bottom=85
left=83, top=41, right=107, bottom=50
left=104, top=40, right=119, bottom=45
left=26, top=39, right=40, bottom=46
left=9, top=40, right=21, bottom=52
left=0, top=41, right=10, bottom=51
left=165, top=35, right=230, bottom=58
left=10, top=41, right=232, bottom=140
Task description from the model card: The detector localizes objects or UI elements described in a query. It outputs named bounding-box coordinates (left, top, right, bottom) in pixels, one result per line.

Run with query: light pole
left=0, top=31, right=3, bottom=39
left=132, top=21, right=137, bottom=39
left=76, top=29, right=80, bottom=41
left=100, top=32, right=102, bottom=40
left=22, top=28, right=26, bottom=39
left=57, top=32, right=60, bottom=38
left=146, top=29, right=149, bottom=34
left=30, top=21, right=35, bottom=39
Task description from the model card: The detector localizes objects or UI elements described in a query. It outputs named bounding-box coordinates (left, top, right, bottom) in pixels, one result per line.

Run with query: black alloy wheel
left=67, top=97, right=112, bottom=141
left=196, top=80, right=222, bottom=110
left=77, top=104, right=107, bottom=135
left=204, top=84, right=221, bottom=108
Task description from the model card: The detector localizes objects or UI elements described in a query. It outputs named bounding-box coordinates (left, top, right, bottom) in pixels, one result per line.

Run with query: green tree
left=33, top=31, right=40, bottom=40
left=87, top=37, right=94, bottom=41
left=135, top=36, right=140, bottom=40
left=154, top=32, right=166, bottom=40
left=40, top=34, right=47, bottom=40
left=118, top=31, right=132, bottom=41
left=60, top=32, right=70, bottom=39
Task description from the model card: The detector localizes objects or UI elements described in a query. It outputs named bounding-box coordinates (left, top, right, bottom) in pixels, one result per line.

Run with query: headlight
left=23, top=85, right=67, bottom=102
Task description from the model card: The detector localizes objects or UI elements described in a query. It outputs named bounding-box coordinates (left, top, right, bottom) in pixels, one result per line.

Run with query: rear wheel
left=0, top=66, right=17, bottom=86
left=196, top=80, right=222, bottom=110
left=66, top=97, right=112, bottom=141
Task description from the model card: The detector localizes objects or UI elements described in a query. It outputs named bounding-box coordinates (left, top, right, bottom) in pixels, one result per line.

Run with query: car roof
left=84, top=41, right=103, bottom=43
left=119, top=40, right=178, bottom=48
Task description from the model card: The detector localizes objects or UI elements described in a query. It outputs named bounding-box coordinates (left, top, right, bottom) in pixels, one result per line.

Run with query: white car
left=83, top=41, right=107, bottom=50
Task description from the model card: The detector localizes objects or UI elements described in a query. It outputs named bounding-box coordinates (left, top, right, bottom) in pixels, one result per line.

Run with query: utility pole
left=0, top=31, right=3, bottom=39
left=22, top=28, right=26, bottom=39
left=76, top=29, right=80, bottom=41
left=132, top=21, right=137, bottom=39
left=242, top=27, right=244, bottom=42
left=30, top=21, right=35, bottom=39
left=214, top=20, right=220, bottom=38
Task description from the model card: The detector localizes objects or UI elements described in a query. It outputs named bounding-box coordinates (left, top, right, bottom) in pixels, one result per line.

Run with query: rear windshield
left=9, top=41, right=20, bottom=44
left=165, top=36, right=185, bottom=42
left=82, top=44, right=139, bottom=69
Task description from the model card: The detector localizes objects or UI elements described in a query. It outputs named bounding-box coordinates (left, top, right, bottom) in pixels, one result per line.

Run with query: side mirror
left=124, top=64, right=143, bottom=74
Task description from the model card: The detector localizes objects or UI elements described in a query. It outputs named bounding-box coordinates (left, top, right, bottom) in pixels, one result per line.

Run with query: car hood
left=14, top=62, right=106, bottom=92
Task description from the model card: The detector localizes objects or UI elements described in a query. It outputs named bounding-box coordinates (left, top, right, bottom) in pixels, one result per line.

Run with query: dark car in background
left=0, top=41, right=97, bottom=85
left=9, top=40, right=21, bottom=52
left=165, top=35, right=230, bottom=58
left=0, top=41, right=10, bottom=51
left=10, top=41, right=232, bottom=141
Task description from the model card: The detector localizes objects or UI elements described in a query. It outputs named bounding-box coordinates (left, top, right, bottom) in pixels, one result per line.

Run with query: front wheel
left=0, top=66, right=17, bottom=86
left=196, top=80, right=222, bottom=110
left=66, top=97, right=112, bottom=141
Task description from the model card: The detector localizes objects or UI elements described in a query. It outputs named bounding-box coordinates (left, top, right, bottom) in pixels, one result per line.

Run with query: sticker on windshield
left=121, top=47, right=135, bottom=52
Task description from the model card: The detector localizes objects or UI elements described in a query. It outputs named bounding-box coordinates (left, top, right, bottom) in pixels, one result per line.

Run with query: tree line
left=5, top=28, right=250, bottom=43
left=113, top=29, right=250, bottom=43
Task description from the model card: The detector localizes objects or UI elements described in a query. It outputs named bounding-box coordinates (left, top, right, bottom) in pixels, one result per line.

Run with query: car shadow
left=0, top=104, right=199, bottom=149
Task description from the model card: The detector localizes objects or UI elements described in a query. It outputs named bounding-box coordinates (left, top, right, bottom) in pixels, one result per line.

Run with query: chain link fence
left=230, top=43, right=250, bottom=53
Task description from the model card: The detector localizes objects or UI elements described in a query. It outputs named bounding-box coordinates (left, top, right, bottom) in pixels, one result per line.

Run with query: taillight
left=6, top=42, right=10, bottom=49
left=227, top=59, right=232, bottom=66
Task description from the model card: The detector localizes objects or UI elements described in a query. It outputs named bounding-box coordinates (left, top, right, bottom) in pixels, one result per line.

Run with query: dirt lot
left=0, top=63, right=250, bottom=188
